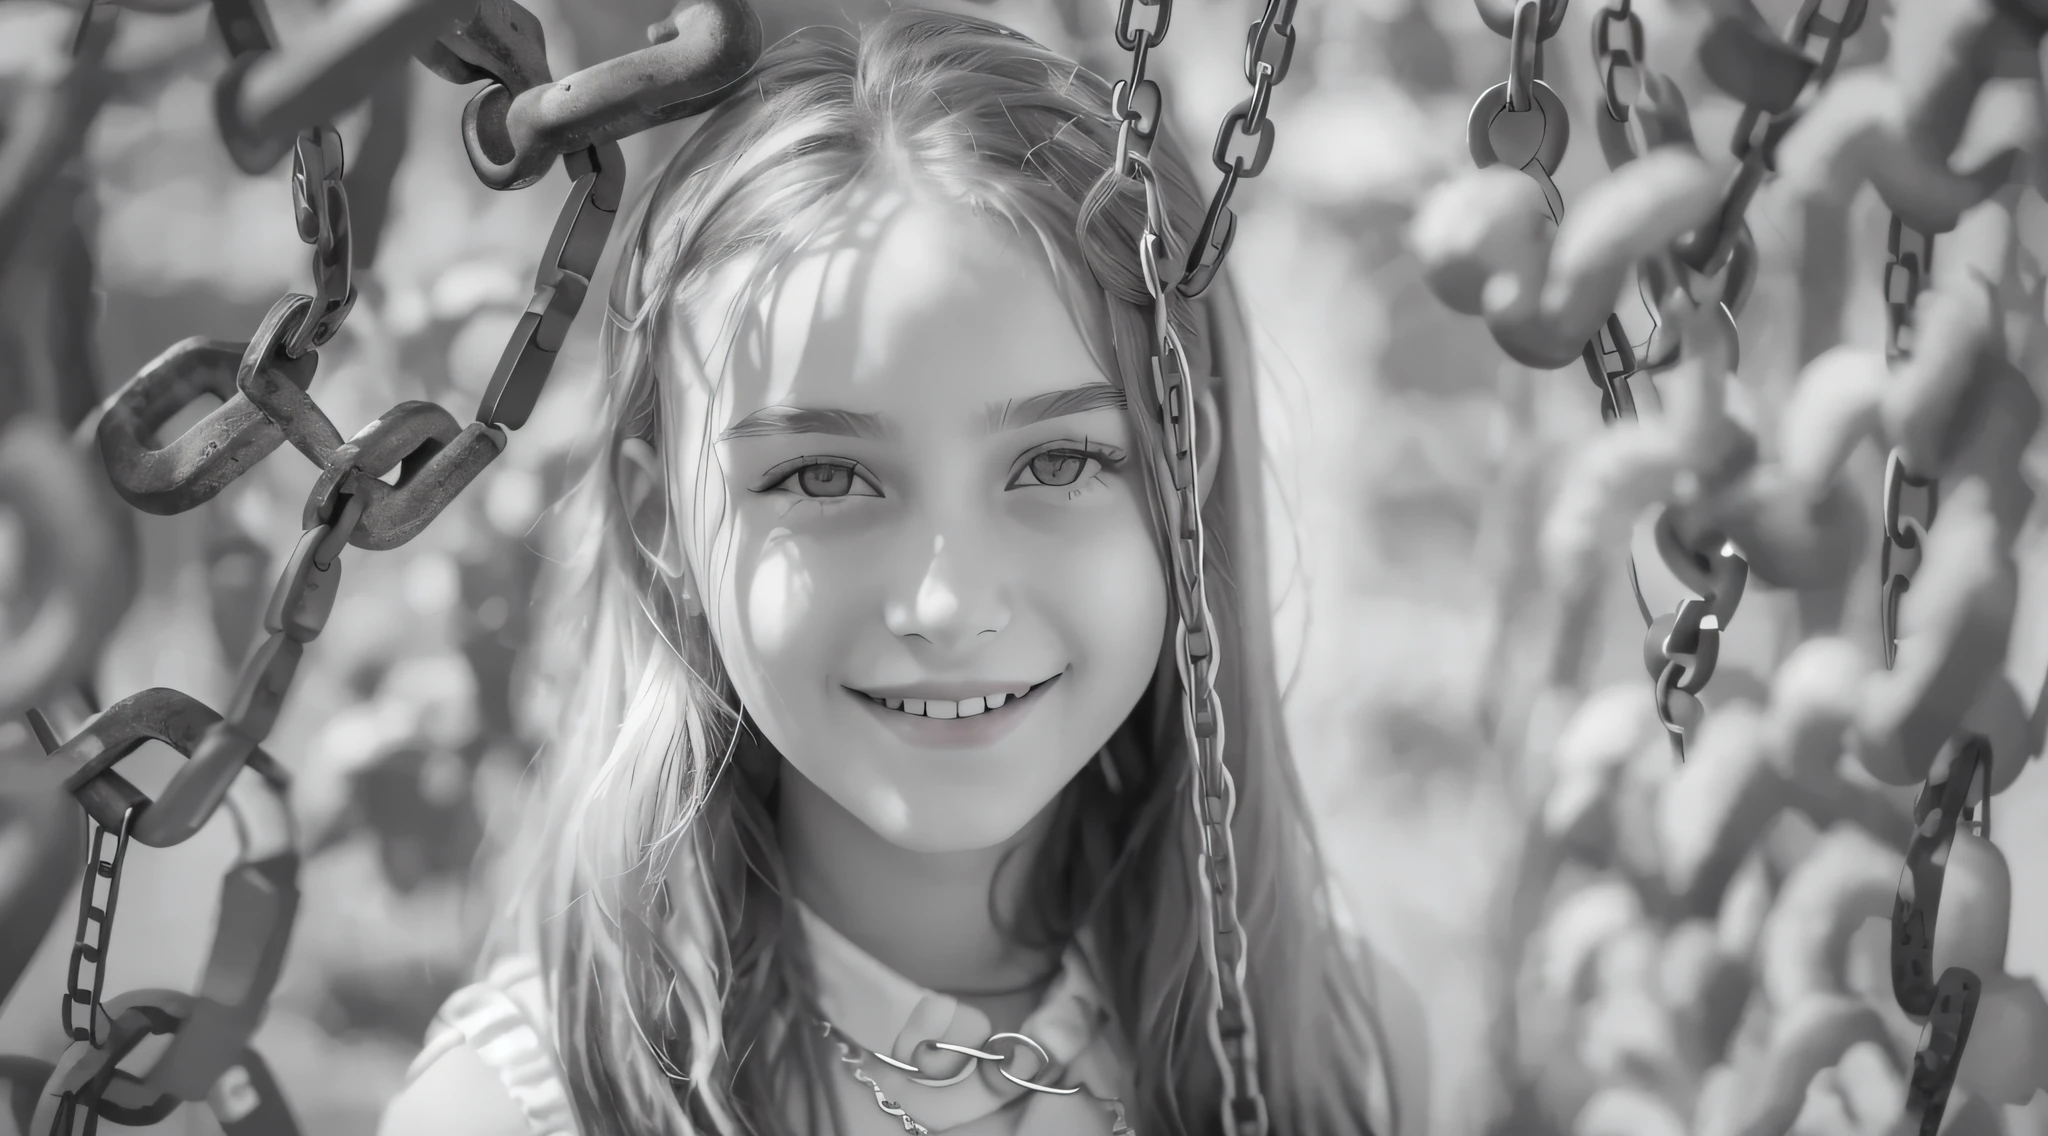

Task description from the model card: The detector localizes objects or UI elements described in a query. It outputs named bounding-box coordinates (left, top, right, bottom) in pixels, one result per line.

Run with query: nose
left=883, top=531, right=1011, bottom=652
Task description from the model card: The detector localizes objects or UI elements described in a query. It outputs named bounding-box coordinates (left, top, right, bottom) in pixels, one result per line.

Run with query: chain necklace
left=817, top=1020, right=1133, bottom=1134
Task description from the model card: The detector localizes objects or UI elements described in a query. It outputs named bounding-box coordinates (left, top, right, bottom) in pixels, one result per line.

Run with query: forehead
left=686, top=192, right=1106, bottom=429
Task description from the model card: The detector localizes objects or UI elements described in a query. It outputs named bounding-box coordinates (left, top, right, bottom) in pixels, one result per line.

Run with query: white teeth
left=867, top=684, right=1041, bottom=718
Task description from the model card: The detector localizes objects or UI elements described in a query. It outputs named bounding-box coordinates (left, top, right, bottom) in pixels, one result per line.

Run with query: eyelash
left=1007, top=443, right=1126, bottom=490
left=752, top=443, right=1127, bottom=500
left=757, top=457, right=883, bottom=500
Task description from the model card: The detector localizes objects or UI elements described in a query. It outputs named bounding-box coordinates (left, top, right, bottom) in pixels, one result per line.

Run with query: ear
left=1194, top=382, right=1223, bottom=507
left=615, top=435, right=686, bottom=580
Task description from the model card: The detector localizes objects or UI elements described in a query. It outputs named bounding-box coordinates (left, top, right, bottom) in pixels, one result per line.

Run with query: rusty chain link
left=1890, top=734, right=1992, bottom=1133
left=419, top=0, right=759, bottom=191
left=0, top=0, right=758, bottom=1129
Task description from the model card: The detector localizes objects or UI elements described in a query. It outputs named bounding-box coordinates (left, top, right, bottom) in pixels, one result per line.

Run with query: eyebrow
left=716, top=383, right=1127, bottom=442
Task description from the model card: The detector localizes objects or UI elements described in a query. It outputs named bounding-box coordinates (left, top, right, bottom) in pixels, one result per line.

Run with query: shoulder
left=380, top=1042, right=535, bottom=1136
left=378, top=956, right=581, bottom=1136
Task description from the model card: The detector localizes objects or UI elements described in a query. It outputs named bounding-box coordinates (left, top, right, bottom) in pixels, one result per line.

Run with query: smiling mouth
left=846, top=673, right=1063, bottom=720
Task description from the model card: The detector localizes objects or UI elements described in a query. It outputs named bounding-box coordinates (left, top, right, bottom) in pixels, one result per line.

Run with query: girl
left=379, top=9, right=1427, bottom=1135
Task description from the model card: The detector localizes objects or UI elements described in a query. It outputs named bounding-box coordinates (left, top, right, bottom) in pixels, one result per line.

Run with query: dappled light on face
left=742, top=533, right=815, bottom=658
left=910, top=534, right=962, bottom=629
left=853, top=780, right=914, bottom=841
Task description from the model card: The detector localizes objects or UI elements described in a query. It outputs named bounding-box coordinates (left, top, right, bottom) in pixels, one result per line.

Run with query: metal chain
left=284, top=125, right=357, bottom=358
left=1591, top=0, right=1638, bottom=125
left=1879, top=203, right=1965, bottom=1136
left=61, top=805, right=135, bottom=1051
left=818, top=1020, right=1134, bottom=1135
left=1683, top=0, right=1868, bottom=274
left=1880, top=217, right=1936, bottom=669
left=1469, top=1, right=1722, bottom=755
left=1891, top=735, right=1992, bottom=1133
left=1106, top=4, right=1273, bottom=1132
left=824, top=1023, right=932, bottom=1135
left=1, top=1, right=737, bottom=1131
left=1621, top=0, right=1877, bottom=761
left=1109, top=0, right=1297, bottom=301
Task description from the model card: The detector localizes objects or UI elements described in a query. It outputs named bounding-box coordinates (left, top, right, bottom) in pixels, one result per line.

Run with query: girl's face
left=665, top=191, right=1167, bottom=853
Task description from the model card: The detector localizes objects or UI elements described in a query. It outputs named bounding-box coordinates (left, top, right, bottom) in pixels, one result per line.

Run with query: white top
left=406, top=901, right=1135, bottom=1134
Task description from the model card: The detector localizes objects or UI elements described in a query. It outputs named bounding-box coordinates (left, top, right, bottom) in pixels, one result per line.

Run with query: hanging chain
left=61, top=804, right=135, bottom=1051
left=1877, top=191, right=1964, bottom=1136
left=1891, top=736, right=1991, bottom=1133
left=1879, top=218, right=1936, bottom=668
left=1109, top=0, right=1297, bottom=300
left=1683, top=0, right=1868, bottom=274
left=1106, top=2, right=1278, bottom=1132
left=0, top=0, right=763, bottom=1130
left=1591, top=0, right=1638, bottom=126
left=1179, top=0, right=1297, bottom=297
left=1630, top=0, right=1873, bottom=761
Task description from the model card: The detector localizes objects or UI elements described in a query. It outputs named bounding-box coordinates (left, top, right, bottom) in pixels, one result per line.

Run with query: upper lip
left=848, top=673, right=1060, bottom=700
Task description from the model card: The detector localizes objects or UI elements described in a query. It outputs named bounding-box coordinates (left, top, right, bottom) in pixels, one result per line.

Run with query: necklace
left=815, top=1020, right=1133, bottom=1134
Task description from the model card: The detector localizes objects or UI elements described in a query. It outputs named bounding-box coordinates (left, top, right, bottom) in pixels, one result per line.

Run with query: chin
left=873, top=799, right=1044, bottom=854
left=856, top=781, right=1056, bottom=851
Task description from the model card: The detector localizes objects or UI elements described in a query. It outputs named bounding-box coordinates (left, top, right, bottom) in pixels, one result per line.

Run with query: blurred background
left=0, top=0, right=2044, bottom=1133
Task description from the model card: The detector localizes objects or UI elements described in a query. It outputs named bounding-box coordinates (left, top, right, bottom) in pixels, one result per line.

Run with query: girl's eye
left=1008, top=446, right=1123, bottom=490
left=763, top=459, right=882, bottom=499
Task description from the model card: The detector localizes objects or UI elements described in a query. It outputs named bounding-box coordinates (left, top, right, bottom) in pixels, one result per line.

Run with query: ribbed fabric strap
left=410, top=956, right=580, bottom=1136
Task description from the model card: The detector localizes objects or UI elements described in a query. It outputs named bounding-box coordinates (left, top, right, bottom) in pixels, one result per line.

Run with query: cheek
left=1029, top=487, right=1169, bottom=692
left=706, top=524, right=835, bottom=700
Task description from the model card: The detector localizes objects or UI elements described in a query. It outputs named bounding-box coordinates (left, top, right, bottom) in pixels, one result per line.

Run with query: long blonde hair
left=505, top=9, right=1398, bottom=1135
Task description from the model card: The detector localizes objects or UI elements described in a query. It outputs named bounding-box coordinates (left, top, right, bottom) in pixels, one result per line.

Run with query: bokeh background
left=1, top=0, right=2045, bottom=1133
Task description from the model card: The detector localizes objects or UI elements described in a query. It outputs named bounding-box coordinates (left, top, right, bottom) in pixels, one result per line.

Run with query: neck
left=776, top=760, right=1063, bottom=998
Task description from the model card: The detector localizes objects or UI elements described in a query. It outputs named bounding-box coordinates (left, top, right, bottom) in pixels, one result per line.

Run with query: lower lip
left=850, top=674, right=1062, bottom=749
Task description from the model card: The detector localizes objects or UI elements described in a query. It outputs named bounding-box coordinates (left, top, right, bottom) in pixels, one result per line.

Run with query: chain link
left=824, top=1022, right=933, bottom=1135
left=1879, top=218, right=1937, bottom=669
left=1877, top=204, right=1974, bottom=1135
left=1109, top=0, right=1297, bottom=300
left=1102, top=0, right=1282, bottom=1126
left=1591, top=0, right=1641, bottom=123
left=0, top=1, right=764, bottom=1131
left=819, top=1019, right=1135, bottom=1134
left=1642, top=517, right=1748, bottom=760
left=1891, top=735, right=1992, bottom=1133
left=1121, top=154, right=1265, bottom=1134
left=62, top=804, right=136, bottom=1052
left=284, top=126, right=356, bottom=358
left=1683, top=0, right=1868, bottom=274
